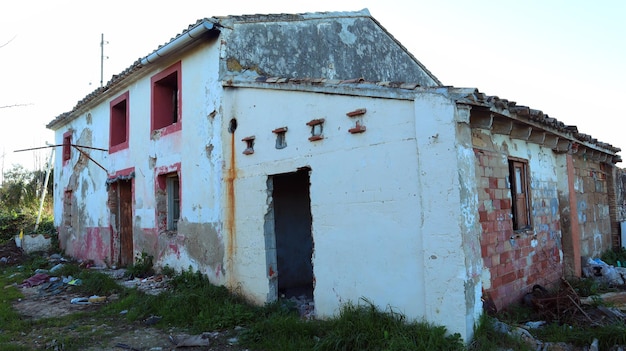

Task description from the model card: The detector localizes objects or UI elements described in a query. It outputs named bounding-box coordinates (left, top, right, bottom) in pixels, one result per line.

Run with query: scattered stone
left=143, top=315, right=162, bottom=326
left=169, top=333, right=211, bottom=347
left=284, top=294, right=315, bottom=319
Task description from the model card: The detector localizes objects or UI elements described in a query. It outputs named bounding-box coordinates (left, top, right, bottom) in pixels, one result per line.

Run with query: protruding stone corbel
left=491, top=119, right=513, bottom=135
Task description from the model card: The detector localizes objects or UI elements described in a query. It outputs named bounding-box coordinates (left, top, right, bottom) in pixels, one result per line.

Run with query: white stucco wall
left=51, top=41, right=224, bottom=270
left=222, top=86, right=478, bottom=340
left=413, top=94, right=482, bottom=340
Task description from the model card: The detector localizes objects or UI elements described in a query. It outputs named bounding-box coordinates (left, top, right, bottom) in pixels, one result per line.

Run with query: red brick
left=479, top=210, right=488, bottom=222
left=481, top=222, right=494, bottom=233
left=481, top=245, right=489, bottom=257
left=492, top=277, right=503, bottom=290
left=491, top=255, right=499, bottom=268
left=489, top=177, right=498, bottom=189
left=500, top=251, right=510, bottom=264
left=501, top=198, right=511, bottom=210
left=495, top=241, right=505, bottom=254
left=502, top=271, right=516, bottom=284
left=493, top=199, right=501, bottom=210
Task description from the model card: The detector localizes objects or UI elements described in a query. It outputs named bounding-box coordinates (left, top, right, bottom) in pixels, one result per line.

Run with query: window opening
left=62, top=133, right=72, bottom=163
left=151, top=62, right=181, bottom=133
left=273, top=127, right=288, bottom=149
left=509, top=159, right=531, bottom=230
left=110, top=91, right=129, bottom=152
left=167, top=175, right=180, bottom=231
left=242, top=136, right=255, bottom=155
left=306, top=118, right=325, bottom=141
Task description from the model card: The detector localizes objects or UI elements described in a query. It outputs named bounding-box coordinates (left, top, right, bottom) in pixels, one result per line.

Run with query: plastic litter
left=70, top=297, right=90, bottom=305
left=49, top=263, right=65, bottom=273
left=88, top=295, right=106, bottom=303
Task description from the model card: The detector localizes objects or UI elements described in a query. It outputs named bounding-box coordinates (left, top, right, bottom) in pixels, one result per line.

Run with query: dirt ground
left=9, top=280, right=251, bottom=351
left=1, top=240, right=250, bottom=351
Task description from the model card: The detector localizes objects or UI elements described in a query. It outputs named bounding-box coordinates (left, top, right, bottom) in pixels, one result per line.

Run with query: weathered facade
left=47, top=9, right=622, bottom=342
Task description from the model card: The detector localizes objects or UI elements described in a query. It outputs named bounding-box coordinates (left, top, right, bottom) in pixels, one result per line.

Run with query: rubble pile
left=118, top=274, right=170, bottom=295
left=284, top=294, right=315, bottom=320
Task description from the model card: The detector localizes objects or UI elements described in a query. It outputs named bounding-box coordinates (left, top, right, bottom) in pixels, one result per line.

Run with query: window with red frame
left=151, top=62, right=181, bottom=132
left=110, top=91, right=129, bottom=151
left=62, top=132, right=72, bottom=162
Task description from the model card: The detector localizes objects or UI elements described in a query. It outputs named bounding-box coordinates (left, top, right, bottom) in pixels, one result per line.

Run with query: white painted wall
left=413, top=93, right=482, bottom=340
left=51, top=41, right=223, bottom=270
left=222, top=86, right=478, bottom=340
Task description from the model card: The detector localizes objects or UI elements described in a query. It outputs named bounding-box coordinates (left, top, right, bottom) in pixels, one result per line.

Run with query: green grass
left=8, top=254, right=626, bottom=350
left=313, top=299, right=463, bottom=351
left=0, top=266, right=32, bottom=349
left=468, top=314, right=534, bottom=351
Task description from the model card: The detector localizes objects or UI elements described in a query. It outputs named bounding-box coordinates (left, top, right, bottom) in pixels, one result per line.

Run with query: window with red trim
left=151, top=61, right=181, bottom=134
left=110, top=91, right=129, bottom=152
left=62, top=132, right=72, bottom=163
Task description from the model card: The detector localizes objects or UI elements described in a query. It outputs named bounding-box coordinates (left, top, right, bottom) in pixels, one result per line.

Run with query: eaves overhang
left=455, top=89, right=621, bottom=163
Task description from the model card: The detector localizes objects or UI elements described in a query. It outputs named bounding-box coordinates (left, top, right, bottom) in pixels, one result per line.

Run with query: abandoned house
left=46, top=9, right=623, bottom=341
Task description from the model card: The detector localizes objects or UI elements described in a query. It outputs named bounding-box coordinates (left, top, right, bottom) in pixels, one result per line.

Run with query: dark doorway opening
left=270, top=169, right=314, bottom=299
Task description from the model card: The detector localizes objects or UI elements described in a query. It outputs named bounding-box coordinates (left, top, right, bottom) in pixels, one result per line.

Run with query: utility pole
left=100, top=33, right=108, bottom=87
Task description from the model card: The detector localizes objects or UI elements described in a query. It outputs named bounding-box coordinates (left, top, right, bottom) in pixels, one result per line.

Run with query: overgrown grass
left=113, top=268, right=262, bottom=331
left=468, top=314, right=534, bottom=351
left=9, top=254, right=626, bottom=350
left=313, top=299, right=463, bottom=351
left=532, top=322, right=626, bottom=349
left=107, top=269, right=464, bottom=350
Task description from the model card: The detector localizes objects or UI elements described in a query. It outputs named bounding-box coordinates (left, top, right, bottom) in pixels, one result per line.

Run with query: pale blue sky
left=1, top=0, right=624, bottom=170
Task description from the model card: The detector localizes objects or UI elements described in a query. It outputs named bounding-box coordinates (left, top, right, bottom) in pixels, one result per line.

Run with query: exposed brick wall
left=612, top=167, right=626, bottom=248
left=572, top=157, right=612, bottom=257
left=616, top=168, right=626, bottom=223
left=476, top=149, right=562, bottom=310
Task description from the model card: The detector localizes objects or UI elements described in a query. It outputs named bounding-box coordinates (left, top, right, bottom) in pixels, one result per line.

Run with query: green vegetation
left=1, top=256, right=466, bottom=351
left=126, top=251, right=155, bottom=278
left=4, top=247, right=626, bottom=349
left=601, top=247, right=626, bottom=267
left=0, top=164, right=54, bottom=244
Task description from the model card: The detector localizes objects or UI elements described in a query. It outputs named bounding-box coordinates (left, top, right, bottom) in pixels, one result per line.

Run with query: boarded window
left=509, top=159, right=531, bottom=230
